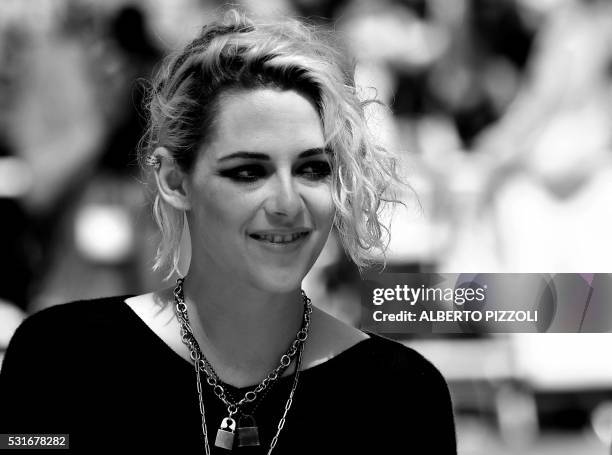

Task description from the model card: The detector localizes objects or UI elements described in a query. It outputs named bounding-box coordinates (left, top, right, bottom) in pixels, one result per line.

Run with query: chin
left=250, top=266, right=309, bottom=294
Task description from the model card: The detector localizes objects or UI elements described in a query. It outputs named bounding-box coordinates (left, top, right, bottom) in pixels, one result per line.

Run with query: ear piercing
left=146, top=155, right=161, bottom=170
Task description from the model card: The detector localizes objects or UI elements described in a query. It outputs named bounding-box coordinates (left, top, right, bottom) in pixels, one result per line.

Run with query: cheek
left=308, top=186, right=335, bottom=228
left=190, top=183, right=248, bottom=235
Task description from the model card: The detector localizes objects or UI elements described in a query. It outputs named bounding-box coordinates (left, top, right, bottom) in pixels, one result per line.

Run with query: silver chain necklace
left=173, top=278, right=311, bottom=454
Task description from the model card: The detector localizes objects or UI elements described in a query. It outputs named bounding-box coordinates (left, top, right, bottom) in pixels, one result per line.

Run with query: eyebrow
left=217, top=147, right=330, bottom=162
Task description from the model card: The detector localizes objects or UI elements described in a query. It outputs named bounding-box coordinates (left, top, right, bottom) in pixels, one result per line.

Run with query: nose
left=263, top=173, right=302, bottom=221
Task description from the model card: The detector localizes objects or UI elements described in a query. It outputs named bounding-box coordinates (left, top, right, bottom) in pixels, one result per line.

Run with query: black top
left=0, top=296, right=456, bottom=454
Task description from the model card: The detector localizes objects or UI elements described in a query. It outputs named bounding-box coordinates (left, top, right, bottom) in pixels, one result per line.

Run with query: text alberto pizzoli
left=371, top=286, right=538, bottom=323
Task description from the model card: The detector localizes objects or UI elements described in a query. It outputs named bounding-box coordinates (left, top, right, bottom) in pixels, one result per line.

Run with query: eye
left=297, top=161, right=332, bottom=181
left=218, top=164, right=268, bottom=182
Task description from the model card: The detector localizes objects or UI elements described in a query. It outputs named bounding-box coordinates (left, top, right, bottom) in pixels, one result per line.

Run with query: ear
left=153, top=147, right=192, bottom=211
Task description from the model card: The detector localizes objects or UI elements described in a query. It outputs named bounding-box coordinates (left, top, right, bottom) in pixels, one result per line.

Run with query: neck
left=178, top=272, right=305, bottom=388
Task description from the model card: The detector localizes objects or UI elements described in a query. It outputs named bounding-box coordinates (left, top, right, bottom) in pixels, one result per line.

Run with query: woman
left=0, top=10, right=456, bottom=454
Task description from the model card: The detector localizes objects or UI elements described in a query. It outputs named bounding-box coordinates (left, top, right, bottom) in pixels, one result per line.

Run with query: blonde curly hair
left=139, top=8, right=402, bottom=279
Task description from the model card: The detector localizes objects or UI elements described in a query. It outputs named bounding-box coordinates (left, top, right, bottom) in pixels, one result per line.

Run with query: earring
left=145, top=154, right=161, bottom=170
left=177, top=211, right=192, bottom=276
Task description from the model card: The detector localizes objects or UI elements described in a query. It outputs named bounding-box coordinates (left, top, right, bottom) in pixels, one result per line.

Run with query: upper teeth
left=253, top=232, right=306, bottom=243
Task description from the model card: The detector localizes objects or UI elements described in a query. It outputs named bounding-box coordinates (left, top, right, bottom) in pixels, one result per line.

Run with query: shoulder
left=304, top=306, right=370, bottom=369
left=363, top=333, right=449, bottom=387
left=0, top=296, right=134, bottom=401
left=308, top=307, right=448, bottom=388
left=316, top=327, right=452, bottom=412
left=351, top=334, right=457, bottom=451
left=0, top=296, right=133, bottom=431
left=6, top=296, right=132, bottom=353
left=302, top=329, right=456, bottom=452
left=25, top=295, right=129, bottom=325
left=124, top=290, right=175, bottom=332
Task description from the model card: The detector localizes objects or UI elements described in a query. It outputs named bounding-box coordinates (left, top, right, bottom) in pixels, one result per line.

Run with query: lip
left=249, top=228, right=312, bottom=236
left=248, top=229, right=311, bottom=252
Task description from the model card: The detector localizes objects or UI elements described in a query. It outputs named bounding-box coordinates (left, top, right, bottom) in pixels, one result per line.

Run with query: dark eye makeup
left=217, top=160, right=332, bottom=183
left=217, top=164, right=267, bottom=182
left=298, top=161, right=332, bottom=180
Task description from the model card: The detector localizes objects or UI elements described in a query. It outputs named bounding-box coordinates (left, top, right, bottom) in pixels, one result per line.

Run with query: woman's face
left=185, top=88, right=335, bottom=293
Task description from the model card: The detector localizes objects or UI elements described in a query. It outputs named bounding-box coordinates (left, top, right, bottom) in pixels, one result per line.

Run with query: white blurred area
left=1, top=1, right=612, bottom=454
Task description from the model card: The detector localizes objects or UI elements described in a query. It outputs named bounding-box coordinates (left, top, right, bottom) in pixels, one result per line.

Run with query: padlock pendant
left=237, top=415, right=260, bottom=447
left=214, top=417, right=236, bottom=450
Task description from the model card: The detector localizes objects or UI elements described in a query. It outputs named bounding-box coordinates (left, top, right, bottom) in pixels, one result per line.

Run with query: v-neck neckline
left=118, top=296, right=377, bottom=391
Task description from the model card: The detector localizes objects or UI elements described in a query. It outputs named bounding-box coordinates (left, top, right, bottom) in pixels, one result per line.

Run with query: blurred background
left=0, top=0, right=611, bottom=453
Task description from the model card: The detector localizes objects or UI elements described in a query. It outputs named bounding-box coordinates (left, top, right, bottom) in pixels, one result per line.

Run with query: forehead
left=204, top=88, right=325, bottom=160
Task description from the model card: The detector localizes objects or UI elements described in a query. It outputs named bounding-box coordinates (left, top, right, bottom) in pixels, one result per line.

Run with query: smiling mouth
left=249, top=232, right=310, bottom=244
